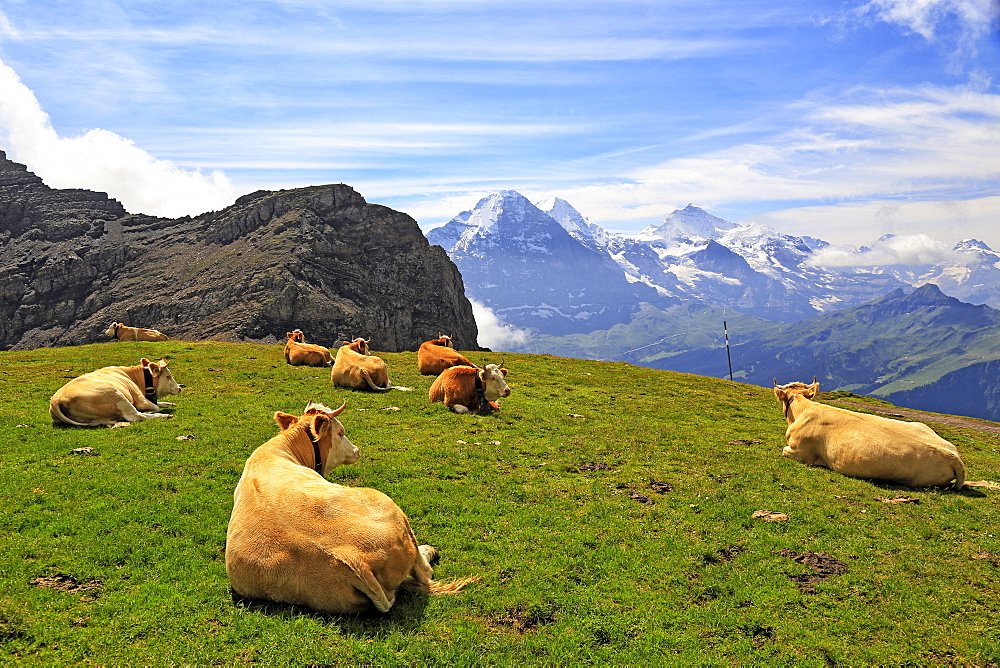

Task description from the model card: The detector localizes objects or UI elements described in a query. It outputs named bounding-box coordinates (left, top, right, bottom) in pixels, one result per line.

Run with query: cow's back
left=332, top=347, right=390, bottom=390
left=418, top=344, right=474, bottom=375
left=226, top=450, right=420, bottom=613
left=787, top=402, right=965, bottom=487
left=428, top=366, right=474, bottom=403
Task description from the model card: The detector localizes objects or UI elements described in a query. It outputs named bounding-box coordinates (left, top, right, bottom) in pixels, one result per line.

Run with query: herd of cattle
left=41, top=323, right=973, bottom=614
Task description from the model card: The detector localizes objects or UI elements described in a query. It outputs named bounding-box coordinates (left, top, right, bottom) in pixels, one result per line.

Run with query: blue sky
left=0, top=0, right=998, bottom=252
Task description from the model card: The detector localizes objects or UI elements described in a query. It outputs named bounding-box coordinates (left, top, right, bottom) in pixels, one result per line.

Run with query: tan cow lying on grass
left=331, top=338, right=393, bottom=391
left=774, top=378, right=966, bottom=489
left=105, top=322, right=169, bottom=342
left=225, top=402, right=476, bottom=614
left=284, top=329, right=334, bottom=366
left=417, top=334, right=476, bottom=375
left=429, top=362, right=510, bottom=414
left=49, top=358, right=181, bottom=427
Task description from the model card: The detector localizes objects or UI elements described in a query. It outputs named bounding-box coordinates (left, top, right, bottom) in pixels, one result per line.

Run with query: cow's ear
left=310, top=414, right=331, bottom=439
left=275, top=412, right=297, bottom=431
left=806, top=382, right=820, bottom=399
left=774, top=387, right=786, bottom=401
left=500, top=368, right=508, bottom=377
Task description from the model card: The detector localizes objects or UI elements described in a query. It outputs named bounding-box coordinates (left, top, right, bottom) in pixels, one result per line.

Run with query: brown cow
left=225, top=402, right=476, bottom=614
left=331, top=338, right=392, bottom=391
left=105, top=322, right=169, bottom=342
left=417, top=334, right=476, bottom=375
left=775, top=378, right=966, bottom=489
left=284, top=329, right=334, bottom=367
left=429, top=362, right=510, bottom=413
left=49, top=358, right=181, bottom=427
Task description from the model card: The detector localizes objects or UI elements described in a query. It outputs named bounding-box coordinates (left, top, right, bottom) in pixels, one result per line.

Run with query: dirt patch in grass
left=649, top=480, right=673, bottom=494
left=778, top=549, right=848, bottom=593
left=703, top=545, right=743, bottom=565
left=576, top=462, right=617, bottom=473
left=490, top=606, right=557, bottom=633
left=29, top=573, right=103, bottom=600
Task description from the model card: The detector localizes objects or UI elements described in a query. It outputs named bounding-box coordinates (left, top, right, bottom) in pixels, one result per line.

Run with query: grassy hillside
left=1, top=342, right=999, bottom=664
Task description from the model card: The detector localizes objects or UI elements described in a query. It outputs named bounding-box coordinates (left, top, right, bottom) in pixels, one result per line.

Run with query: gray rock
left=0, top=151, right=477, bottom=352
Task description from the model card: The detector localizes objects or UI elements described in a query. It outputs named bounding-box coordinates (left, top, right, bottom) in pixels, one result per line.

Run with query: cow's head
left=104, top=322, right=121, bottom=337
left=286, top=330, right=306, bottom=343
left=344, top=338, right=370, bottom=355
left=479, top=363, right=511, bottom=401
left=143, top=358, right=181, bottom=396
left=436, top=334, right=454, bottom=348
left=773, top=377, right=819, bottom=404
left=275, top=401, right=358, bottom=475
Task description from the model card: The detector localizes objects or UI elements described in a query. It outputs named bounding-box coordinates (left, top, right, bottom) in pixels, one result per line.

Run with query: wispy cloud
left=856, top=0, right=998, bottom=71
left=0, top=58, right=235, bottom=217
left=524, top=84, right=1000, bottom=232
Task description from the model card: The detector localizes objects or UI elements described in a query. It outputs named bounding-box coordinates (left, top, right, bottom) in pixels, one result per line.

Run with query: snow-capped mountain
left=428, top=190, right=1000, bottom=337
left=427, top=191, right=662, bottom=335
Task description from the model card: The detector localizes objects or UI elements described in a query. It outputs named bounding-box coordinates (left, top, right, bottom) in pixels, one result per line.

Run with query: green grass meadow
left=1, top=341, right=999, bottom=664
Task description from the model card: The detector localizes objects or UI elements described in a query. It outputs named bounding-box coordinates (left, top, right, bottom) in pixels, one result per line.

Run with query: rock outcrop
left=0, top=150, right=478, bottom=351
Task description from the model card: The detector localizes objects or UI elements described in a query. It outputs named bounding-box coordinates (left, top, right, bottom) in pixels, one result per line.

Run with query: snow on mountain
left=428, top=191, right=661, bottom=335
left=635, top=204, right=739, bottom=243
left=537, top=196, right=617, bottom=252
left=429, top=191, right=1000, bottom=337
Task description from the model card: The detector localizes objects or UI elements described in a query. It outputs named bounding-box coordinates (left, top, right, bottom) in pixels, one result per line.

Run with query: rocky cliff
left=0, top=150, right=478, bottom=351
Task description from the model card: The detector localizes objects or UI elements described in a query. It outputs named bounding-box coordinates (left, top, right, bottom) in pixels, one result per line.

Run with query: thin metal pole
left=724, top=320, right=733, bottom=381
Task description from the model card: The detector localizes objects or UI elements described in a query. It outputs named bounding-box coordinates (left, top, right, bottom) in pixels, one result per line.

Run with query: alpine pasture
left=1, top=341, right=999, bottom=664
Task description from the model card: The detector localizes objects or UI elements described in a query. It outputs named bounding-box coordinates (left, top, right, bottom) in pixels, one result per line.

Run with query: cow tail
left=361, top=370, right=392, bottom=392
left=326, top=552, right=395, bottom=613
left=399, top=575, right=480, bottom=596
left=49, top=400, right=91, bottom=427
left=952, top=457, right=966, bottom=491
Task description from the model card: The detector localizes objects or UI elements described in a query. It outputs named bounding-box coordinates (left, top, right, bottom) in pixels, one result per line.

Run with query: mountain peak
left=636, top=204, right=739, bottom=242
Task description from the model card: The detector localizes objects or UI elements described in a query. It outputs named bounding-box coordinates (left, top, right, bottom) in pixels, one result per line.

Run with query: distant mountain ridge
left=429, top=189, right=1000, bottom=419
left=427, top=190, right=665, bottom=335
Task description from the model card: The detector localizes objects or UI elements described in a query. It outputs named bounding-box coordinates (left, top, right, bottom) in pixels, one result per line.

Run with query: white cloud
left=470, top=299, right=531, bottom=350
left=859, top=0, right=994, bottom=42
left=755, top=196, right=1000, bottom=249
left=0, top=58, right=235, bottom=217
left=806, top=233, right=961, bottom=267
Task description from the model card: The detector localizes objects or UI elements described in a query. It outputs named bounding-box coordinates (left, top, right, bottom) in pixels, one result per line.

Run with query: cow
left=417, top=334, right=476, bottom=375
left=331, top=338, right=392, bottom=391
left=429, top=362, right=510, bottom=414
left=774, top=378, right=965, bottom=489
left=284, top=329, right=334, bottom=367
left=225, top=402, right=476, bottom=614
left=49, top=358, right=181, bottom=427
left=105, top=322, right=169, bottom=342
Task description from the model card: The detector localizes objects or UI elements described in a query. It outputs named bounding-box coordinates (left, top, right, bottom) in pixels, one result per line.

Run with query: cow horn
left=330, top=401, right=347, bottom=417
left=773, top=378, right=779, bottom=386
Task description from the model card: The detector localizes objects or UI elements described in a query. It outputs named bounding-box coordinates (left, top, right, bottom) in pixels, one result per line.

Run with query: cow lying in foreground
left=49, top=358, right=181, bottom=427
left=284, top=329, right=334, bottom=366
left=225, top=402, right=475, bottom=614
left=417, top=334, right=476, bottom=375
left=105, top=322, right=169, bottom=342
left=429, top=363, right=510, bottom=413
left=331, top=338, right=392, bottom=391
left=774, top=379, right=965, bottom=489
